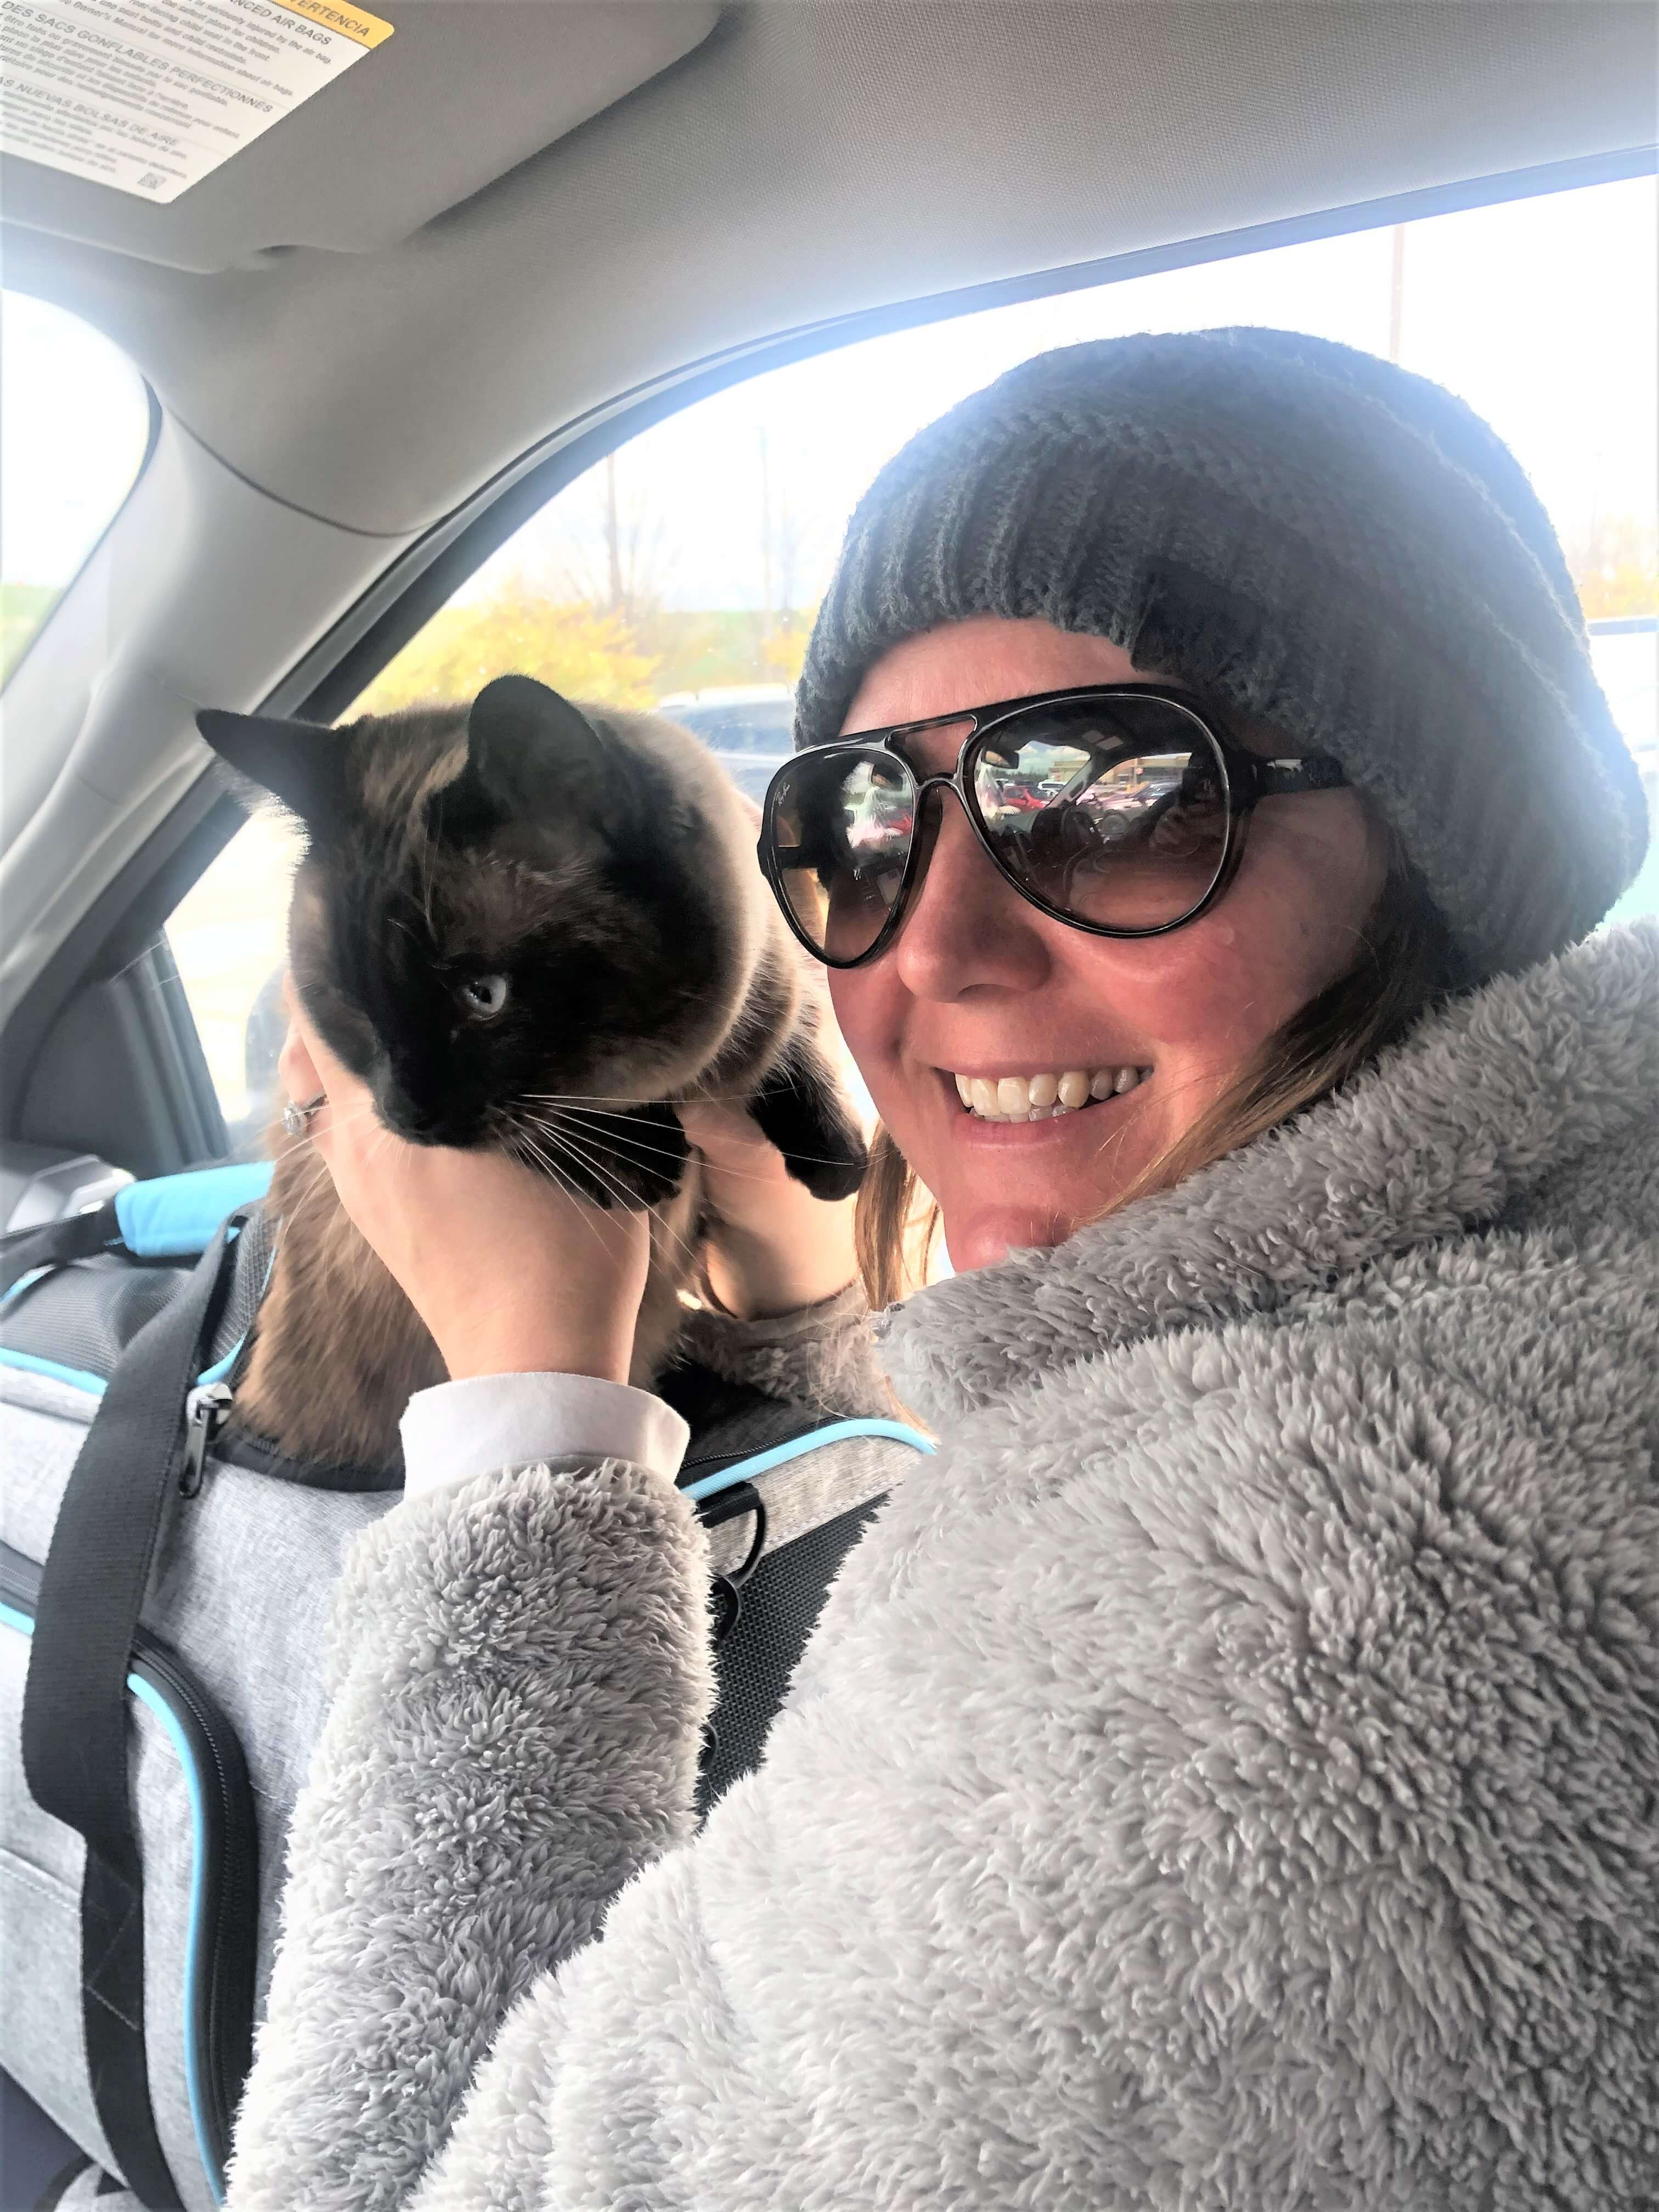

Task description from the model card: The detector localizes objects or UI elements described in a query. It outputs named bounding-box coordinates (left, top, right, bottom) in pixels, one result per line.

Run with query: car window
left=166, top=809, right=306, bottom=1157
left=166, top=172, right=1656, bottom=1147
left=1, top=291, right=150, bottom=685
left=1594, top=616, right=1659, bottom=926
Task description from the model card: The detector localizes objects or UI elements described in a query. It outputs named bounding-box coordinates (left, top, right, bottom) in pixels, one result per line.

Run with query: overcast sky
left=4, top=172, right=1654, bottom=611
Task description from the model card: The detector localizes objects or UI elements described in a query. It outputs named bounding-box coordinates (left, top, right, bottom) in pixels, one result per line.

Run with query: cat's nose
left=376, top=1079, right=441, bottom=1143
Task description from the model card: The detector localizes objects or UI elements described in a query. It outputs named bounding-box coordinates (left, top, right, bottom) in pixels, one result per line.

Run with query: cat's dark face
left=199, top=677, right=754, bottom=1183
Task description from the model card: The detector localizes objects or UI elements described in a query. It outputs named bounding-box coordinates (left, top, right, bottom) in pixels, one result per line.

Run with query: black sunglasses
left=758, top=684, right=1349, bottom=969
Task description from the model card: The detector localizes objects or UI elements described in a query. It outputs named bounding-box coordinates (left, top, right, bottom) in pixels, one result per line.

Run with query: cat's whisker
left=544, top=1125, right=707, bottom=1269
left=542, top=1107, right=863, bottom=1185
left=520, top=1119, right=737, bottom=1212
left=507, top=1126, right=597, bottom=1224
left=545, top=1135, right=659, bottom=1222
left=524, top=1097, right=867, bottom=1176
left=521, top=1111, right=691, bottom=1172
left=273, top=1149, right=342, bottom=1248
left=532, top=1114, right=694, bottom=1238
left=505, top=1109, right=600, bottom=1200
left=524, top=1116, right=783, bottom=1194
left=507, top=1128, right=589, bottom=1214
left=536, top=1121, right=646, bottom=1220
left=520, top=1091, right=768, bottom=1110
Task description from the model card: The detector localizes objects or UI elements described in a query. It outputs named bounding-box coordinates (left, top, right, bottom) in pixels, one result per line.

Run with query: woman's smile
left=945, top=1063, right=1153, bottom=1121
left=927, top=1060, right=1155, bottom=1152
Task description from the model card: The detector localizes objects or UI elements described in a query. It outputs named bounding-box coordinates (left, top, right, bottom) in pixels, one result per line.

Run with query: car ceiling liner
left=0, top=1, right=719, bottom=273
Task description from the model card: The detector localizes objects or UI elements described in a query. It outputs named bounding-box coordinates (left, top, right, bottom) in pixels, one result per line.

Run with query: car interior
left=3, top=1, right=1657, bottom=1217
left=1, top=1, right=1656, bottom=2193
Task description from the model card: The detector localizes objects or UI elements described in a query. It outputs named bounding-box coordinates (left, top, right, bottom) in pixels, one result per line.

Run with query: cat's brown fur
left=198, top=675, right=865, bottom=1472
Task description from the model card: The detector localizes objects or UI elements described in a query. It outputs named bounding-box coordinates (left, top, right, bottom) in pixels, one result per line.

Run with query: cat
left=196, top=673, right=867, bottom=1470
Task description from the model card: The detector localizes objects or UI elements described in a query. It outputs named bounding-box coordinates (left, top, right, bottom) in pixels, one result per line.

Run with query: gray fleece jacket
left=225, top=922, right=1659, bottom=2211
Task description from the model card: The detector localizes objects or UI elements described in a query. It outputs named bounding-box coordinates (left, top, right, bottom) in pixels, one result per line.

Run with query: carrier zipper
left=180, top=1382, right=235, bottom=1497
left=0, top=1540, right=258, bottom=2193
left=128, top=1632, right=258, bottom=2166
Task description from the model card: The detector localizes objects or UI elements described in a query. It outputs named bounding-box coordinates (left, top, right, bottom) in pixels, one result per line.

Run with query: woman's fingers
left=273, top=975, right=651, bottom=1385
left=678, top=1098, right=858, bottom=1320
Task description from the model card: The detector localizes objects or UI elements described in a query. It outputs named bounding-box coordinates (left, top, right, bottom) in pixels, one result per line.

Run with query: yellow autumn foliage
left=1569, top=515, right=1659, bottom=623
left=352, top=596, right=662, bottom=717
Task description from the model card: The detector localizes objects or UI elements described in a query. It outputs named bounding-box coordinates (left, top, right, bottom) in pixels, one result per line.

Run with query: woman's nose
left=891, top=788, right=1052, bottom=1001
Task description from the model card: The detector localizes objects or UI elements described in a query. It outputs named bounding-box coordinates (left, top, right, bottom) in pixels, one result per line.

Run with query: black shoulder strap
left=0, top=1200, right=125, bottom=1296
left=20, top=1212, right=248, bottom=2211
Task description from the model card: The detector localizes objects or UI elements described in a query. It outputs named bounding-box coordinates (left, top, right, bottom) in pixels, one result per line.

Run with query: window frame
left=274, top=144, right=1656, bottom=733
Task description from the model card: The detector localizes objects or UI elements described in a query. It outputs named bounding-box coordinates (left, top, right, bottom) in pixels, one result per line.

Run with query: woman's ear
left=748, top=1034, right=869, bottom=1201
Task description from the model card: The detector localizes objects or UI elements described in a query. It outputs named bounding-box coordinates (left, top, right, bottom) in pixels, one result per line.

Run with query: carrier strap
left=0, top=1200, right=123, bottom=1297
left=20, top=1214, right=249, bottom=2211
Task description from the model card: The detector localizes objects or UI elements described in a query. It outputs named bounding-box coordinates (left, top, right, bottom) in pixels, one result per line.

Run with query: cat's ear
left=434, top=675, right=617, bottom=842
left=198, top=709, right=348, bottom=828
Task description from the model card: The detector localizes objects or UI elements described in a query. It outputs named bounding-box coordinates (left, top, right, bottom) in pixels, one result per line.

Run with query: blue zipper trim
left=679, top=1417, right=935, bottom=1503
left=0, top=1600, right=224, bottom=2205
left=0, top=1231, right=276, bottom=1398
left=0, top=1347, right=111, bottom=1396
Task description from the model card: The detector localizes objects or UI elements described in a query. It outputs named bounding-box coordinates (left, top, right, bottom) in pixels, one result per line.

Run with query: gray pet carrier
left=0, top=1165, right=929, bottom=2208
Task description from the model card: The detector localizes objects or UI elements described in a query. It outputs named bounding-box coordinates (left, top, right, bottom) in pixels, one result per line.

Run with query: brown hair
left=854, top=842, right=1458, bottom=1308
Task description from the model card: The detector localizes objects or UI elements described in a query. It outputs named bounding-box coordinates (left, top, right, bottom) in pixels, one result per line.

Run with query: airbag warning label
left=0, top=0, right=393, bottom=203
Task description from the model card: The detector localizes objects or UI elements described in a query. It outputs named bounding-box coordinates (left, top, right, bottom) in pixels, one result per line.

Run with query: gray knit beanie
left=794, top=329, right=1647, bottom=984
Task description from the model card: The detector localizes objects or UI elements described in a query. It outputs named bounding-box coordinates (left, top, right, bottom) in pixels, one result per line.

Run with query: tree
left=352, top=592, right=662, bottom=715
left=1567, top=512, right=1659, bottom=622
left=530, top=452, right=680, bottom=628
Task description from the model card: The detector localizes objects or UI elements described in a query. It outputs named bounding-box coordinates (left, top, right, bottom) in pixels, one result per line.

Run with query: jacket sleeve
left=224, top=1455, right=715, bottom=2212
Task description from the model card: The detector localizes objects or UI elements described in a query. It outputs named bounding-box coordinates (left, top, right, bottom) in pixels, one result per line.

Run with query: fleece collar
left=876, top=919, right=1659, bottom=1430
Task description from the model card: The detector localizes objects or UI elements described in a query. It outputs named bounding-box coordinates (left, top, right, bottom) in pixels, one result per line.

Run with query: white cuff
left=398, top=1372, right=691, bottom=1500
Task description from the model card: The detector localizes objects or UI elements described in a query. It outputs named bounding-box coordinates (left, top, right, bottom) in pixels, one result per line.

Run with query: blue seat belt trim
left=680, top=1417, right=935, bottom=1503
left=114, top=1164, right=273, bottom=1261
left=0, top=1601, right=225, bottom=2206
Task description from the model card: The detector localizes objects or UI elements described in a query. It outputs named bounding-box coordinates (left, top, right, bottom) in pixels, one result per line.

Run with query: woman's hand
left=678, top=1098, right=860, bottom=1321
left=278, top=990, right=650, bottom=1384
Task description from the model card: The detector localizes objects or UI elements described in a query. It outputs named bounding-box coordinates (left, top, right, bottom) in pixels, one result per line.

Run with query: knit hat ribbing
left=794, top=329, right=1647, bottom=984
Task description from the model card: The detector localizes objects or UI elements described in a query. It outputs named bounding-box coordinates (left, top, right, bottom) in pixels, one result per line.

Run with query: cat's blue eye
left=459, top=973, right=509, bottom=1020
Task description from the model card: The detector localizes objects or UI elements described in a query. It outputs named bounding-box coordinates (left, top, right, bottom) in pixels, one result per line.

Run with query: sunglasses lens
left=970, top=697, right=1231, bottom=931
left=765, top=748, right=917, bottom=962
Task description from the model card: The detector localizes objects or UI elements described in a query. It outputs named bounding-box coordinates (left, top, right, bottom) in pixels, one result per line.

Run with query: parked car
left=657, top=686, right=795, bottom=800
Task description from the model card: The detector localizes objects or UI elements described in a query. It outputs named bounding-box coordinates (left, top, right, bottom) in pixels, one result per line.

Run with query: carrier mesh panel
left=0, top=1210, right=275, bottom=1384
left=214, top=1210, right=275, bottom=1362
left=696, top=1494, right=884, bottom=1820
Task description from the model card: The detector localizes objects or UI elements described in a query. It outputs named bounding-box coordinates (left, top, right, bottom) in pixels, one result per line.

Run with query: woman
left=229, top=331, right=1657, bottom=2208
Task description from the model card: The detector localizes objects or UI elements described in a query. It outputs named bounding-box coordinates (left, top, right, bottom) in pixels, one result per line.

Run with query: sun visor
left=0, top=0, right=719, bottom=272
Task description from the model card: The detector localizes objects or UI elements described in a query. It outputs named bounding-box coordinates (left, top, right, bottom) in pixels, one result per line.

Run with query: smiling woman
left=0, top=291, right=150, bottom=684
left=219, top=321, right=1658, bottom=2210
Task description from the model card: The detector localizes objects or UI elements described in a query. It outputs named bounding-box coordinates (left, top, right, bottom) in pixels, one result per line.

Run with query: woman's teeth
left=952, top=1067, right=1152, bottom=1121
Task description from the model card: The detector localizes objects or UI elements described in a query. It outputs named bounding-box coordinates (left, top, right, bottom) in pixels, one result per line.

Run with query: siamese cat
left=198, top=673, right=866, bottom=1469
